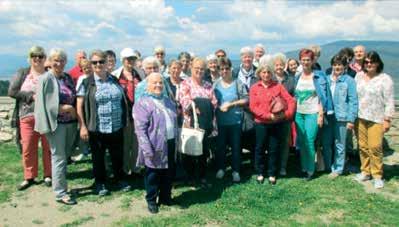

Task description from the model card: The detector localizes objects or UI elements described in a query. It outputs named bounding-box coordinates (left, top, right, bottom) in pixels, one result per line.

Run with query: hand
left=59, top=104, right=73, bottom=113
left=383, top=120, right=391, bottom=133
left=346, top=122, right=354, bottom=130
left=195, top=107, right=201, bottom=115
left=80, top=126, right=89, bottom=141
left=220, top=102, right=230, bottom=112
left=317, top=115, right=324, bottom=128
left=270, top=113, right=275, bottom=121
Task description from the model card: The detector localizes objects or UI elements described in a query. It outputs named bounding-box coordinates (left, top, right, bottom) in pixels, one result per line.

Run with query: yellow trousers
left=356, top=118, right=384, bottom=179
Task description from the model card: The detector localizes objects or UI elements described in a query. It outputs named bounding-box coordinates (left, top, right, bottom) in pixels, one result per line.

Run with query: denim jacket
left=295, top=70, right=333, bottom=114
left=327, top=74, right=358, bottom=123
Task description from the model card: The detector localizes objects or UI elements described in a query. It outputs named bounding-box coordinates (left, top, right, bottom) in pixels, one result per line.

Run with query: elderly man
left=68, top=50, right=87, bottom=85
left=253, top=44, right=265, bottom=68
left=350, top=45, right=366, bottom=73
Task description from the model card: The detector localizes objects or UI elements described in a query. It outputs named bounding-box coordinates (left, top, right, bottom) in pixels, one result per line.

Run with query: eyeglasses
left=91, top=60, right=105, bottom=65
left=31, top=54, right=45, bottom=59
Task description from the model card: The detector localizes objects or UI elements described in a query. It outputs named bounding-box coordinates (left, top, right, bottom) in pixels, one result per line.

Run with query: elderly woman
left=322, top=54, right=358, bottom=179
left=250, top=65, right=295, bottom=185
left=213, top=57, right=248, bottom=182
left=112, top=48, right=142, bottom=175
left=9, top=46, right=51, bottom=190
left=154, top=46, right=167, bottom=74
left=271, top=53, right=296, bottom=176
left=178, top=52, right=191, bottom=78
left=233, top=46, right=258, bottom=167
left=133, top=72, right=177, bottom=214
left=204, top=54, right=220, bottom=84
left=179, top=57, right=218, bottom=186
left=134, top=56, right=169, bottom=102
left=295, top=49, right=333, bottom=181
left=253, top=44, right=266, bottom=68
left=34, top=48, right=77, bottom=205
left=76, top=50, right=130, bottom=196
left=354, top=51, right=394, bottom=189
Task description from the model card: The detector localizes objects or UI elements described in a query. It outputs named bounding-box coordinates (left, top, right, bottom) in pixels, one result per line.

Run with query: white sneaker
left=71, top=154, right=84, bottom=161
left=354, top=173, right=371, bottom=182
left=232, top=171, right=240, bottom=182
left=374, top=179, right=384, bottom=189
left=279, top=169, right=287, bottom=176
left=216, top=169, right=225, bottom=179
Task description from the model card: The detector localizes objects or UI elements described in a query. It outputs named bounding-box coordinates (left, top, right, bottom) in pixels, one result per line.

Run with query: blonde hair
left=27, top=45, right=46, bottom=63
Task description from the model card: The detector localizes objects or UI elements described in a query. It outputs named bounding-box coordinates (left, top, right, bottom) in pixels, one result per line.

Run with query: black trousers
left=181, top=132, right=211, bottom=180
left=144, top=139, right=175, bottom=205
left=254, top=122, right=284, bottom=177
left=89, top=128, right=124, bottom=184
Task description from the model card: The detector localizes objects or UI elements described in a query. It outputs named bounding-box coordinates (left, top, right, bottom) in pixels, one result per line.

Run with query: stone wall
left=0, top=97, right=15, bottom=143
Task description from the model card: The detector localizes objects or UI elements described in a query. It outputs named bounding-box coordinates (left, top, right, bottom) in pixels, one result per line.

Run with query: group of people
left=9, top=43, right=395, bottom=214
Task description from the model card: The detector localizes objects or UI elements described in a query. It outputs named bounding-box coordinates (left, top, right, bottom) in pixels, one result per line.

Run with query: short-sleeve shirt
left=19, top=72, right=44, bottom=119
left=214, top=80, right=242, bottom=125
left=295, top=77, right=319, bottom=114
left=77, top=74, right=124, bottom=133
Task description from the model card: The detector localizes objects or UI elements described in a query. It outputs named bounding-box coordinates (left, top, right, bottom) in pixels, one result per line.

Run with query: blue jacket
left=295, top=70, right=333, bottom=114
left=326, top=74, right=358, bottom=123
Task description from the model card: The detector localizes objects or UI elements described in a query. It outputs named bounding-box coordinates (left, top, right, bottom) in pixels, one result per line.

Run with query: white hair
left=206, top=54, right=217, bottom=62
left=154, top=45, right=165, bottom=53
left=272, top=53, right=287, bottom=65
left=259, top=54, right=273, bottom=68
left=48, top=48, right=67, bottom=62
left=240, top=46, right=254, bottom=56
left=254, top=43, right=265, bottom=51
left=142, top=56, right=160, bottom=68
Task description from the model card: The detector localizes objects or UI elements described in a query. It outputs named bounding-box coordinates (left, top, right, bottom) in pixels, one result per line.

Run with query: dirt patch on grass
left=0, top=185, right=181, bottom=226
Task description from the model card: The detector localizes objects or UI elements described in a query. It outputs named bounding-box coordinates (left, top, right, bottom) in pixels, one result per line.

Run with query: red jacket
left=68, top=65, right=84, bottom=86
left=249, top=81, right=296, bottom=124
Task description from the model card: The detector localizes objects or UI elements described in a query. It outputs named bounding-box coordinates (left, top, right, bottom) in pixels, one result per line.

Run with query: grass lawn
left=1, top=143, right=398, bottom=226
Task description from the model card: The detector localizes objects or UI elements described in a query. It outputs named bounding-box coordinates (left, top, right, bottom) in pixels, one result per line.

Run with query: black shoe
left=159, top=198, right=176, bottom=206
left=17, top=179, right=35, bottom=191
left=148, top=204, right=159, bottom=214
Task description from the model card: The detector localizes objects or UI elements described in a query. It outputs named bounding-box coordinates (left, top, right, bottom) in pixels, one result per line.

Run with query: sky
left=0, top=0, right=399, bottom=59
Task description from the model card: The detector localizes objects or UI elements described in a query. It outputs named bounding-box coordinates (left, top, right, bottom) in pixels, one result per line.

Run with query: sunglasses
left=364, top=60, right=375, bottom=65
left=91, top=60, right=105, bottom=65
left=31, top=54, right=45, bottom=59
left=126, top=56, right=137, bottom=61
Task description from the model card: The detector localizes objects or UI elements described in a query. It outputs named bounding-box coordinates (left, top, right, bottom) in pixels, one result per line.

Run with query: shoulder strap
left=191, top=101, right=199, bottom=129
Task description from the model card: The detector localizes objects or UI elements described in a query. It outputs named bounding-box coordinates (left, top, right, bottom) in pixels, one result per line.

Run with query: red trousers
left=20, top=116, right=51, bottom=179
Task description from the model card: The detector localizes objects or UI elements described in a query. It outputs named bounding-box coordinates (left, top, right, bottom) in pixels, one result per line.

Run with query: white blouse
left=355, top=71, right=395, bottom=124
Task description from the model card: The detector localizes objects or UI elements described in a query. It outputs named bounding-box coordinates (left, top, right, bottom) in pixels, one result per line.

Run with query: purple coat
left=133, top=96, right=177, bottom=169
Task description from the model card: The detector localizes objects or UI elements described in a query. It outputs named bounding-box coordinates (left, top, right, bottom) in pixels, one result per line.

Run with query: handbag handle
left=191, top=101, right=199, bottom=129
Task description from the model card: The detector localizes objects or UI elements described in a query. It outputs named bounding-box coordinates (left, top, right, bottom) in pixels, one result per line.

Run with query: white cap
left=120, top=48, right=138, bottom=62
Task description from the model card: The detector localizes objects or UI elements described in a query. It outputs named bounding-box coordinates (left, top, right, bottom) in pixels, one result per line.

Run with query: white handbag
left=178, top=102, right=205, bottom=156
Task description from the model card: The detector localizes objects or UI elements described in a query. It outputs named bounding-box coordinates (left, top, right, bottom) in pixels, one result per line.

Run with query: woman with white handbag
left=179, top=57, right=218, bottom=187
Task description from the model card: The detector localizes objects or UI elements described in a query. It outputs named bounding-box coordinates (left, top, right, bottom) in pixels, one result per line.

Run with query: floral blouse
left=355, top=71, right=395, bottom=124
left=178, top=77, right=217, bottom=127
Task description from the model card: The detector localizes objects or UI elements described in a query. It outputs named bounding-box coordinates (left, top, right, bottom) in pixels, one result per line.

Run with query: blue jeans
left=322, top=116, right=348, bottom=174
left=216, top=124, right=241, bottom=172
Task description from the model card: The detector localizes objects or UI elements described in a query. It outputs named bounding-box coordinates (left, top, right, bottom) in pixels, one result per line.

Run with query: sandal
left=17, top=179, right=35, bottom=191
left=56, top=195, right=77, bottom=205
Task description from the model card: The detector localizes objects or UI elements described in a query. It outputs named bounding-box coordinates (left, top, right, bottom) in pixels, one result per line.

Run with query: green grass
left=1, top=143, right=398, bottom=226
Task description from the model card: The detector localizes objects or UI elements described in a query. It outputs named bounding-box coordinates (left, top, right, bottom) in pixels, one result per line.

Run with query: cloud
left=0, top=0, right=398, bottom=58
